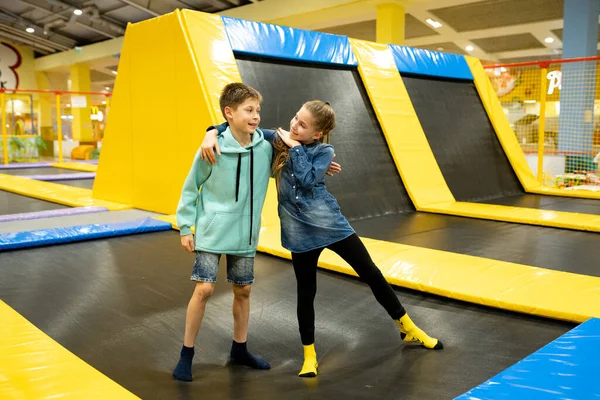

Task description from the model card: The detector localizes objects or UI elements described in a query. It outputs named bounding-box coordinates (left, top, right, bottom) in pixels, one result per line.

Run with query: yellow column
left=537, top=67, right=548, bottom=183
left=376, top=3, right=405, bottom=45
left=55, top=94, right=63, bottom=163
left=69, top=63, right=93, bottom=142
left=2, top=92, right=8, bottom=165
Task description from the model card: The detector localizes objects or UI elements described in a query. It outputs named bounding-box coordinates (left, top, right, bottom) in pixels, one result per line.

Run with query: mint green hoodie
left=177, top=127, right=273, bottom=257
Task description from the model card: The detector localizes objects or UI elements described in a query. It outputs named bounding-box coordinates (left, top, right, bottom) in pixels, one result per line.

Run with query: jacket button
left=293, top=186, right=295, bottom=189
left=296, top=196, right=299, bottom=199
left=291, top=174, right=294, bottom=177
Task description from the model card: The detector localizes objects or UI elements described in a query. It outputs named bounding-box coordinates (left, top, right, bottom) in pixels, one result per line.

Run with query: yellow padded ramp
left=0, top=174, right=130, bottom=210
left=351, top=39, right=600, bottom=232
left=0, top=300, right=139, bottom=399
left=93, top=10, right=240, bottom=215
left=160, top=214, right=600, bottom=323
left=51, top=162, right=97, bottom=172
left=348, top=39, right=455, bottom=209
left=468, top=56, right=600, bottom=201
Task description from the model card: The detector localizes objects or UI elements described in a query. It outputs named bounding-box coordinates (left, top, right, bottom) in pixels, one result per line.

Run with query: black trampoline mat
left=402, top=75, right=600, bottom=215
left=1, top=167, right=78, bottom=176
left=57, top=179, right=95, bottom=189
left=236, top=56, right=415, bottom=221
left=0, top=231, right=574, bottom=400
left=0, top=190, right=68, bottom=215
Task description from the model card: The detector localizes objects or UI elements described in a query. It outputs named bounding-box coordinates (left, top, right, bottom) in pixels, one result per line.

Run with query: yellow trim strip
left=0, top=300, right=139, bottom=399
left=51, top=162, right=98, bottom=172
left=0, top=174, right=130, bottom=210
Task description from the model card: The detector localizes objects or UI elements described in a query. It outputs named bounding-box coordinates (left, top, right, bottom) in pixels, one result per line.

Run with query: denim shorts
left=191, top=251, right=254, bottom=285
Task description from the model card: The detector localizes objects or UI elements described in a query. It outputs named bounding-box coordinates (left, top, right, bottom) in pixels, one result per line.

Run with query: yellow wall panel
left=92, top=29, right=135, bottom=206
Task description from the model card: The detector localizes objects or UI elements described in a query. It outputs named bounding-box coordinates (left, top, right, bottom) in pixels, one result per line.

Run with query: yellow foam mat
left=0, top=300, right=139, bottom=399
left=0, top=174, right=130, bottom=210
left=423, top=201, right=600, bottom=232
left=51, top=162, right=98, bottom=172
left=468, top=56, right=600, bottom=201
left=160, top=213, right=599, bottom=323
left=350, top=39, right=600, bottom=232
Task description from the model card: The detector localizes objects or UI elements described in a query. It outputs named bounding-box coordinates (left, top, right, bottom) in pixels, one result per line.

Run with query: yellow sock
left=396, top=314, right=443, bottom=350
left=298, top=344, right=318, bottom=377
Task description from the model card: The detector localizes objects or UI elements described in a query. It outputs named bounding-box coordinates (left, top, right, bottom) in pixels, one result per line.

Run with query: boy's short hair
left=219, top=83, right=263, bottom=119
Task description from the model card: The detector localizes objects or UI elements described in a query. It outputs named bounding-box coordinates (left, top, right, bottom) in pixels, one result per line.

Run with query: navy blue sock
left=173, top=345, right=194, bottom=381
left=230, top=341, right=270, bottom=370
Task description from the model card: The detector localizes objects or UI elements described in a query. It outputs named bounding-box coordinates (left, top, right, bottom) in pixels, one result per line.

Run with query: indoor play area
left=1, top=4, right=599, bottom=400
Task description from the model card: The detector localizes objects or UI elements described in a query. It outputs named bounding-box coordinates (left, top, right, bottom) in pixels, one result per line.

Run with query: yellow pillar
left=69, top=63, right=93, bottom=142
left=376, top=3, right=405, bottom=45
left=35, top=72, right=52, bottom=135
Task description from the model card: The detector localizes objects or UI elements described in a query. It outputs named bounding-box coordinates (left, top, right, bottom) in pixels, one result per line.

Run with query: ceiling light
left=102, top=101, right=106, bottom=105
left=524, top=100, right=536, bottom=104
left=426, top=18, right=442, bottom=29
left=67, top=104, right=71, bottom=107
left=26, top=27, right=35, bottom=33
left=105, top=86, right=110, bottom=90
left=436, top=47, right=444, bottom=51
left=73, top=9, right=83, bottom=16
left=111, top=70, right=117, bottom=75
left=465, top=45, right=474, bottom=52
left=544, top=37, right=555, bottom=44
left=500, top=67, right=507, bottom=72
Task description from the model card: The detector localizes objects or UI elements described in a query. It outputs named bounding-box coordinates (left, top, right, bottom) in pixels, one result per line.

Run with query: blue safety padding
left=222, top=16, right=357, bottom=66
left=389, top=44, right=473, bottom=80
left=457, top=318, right=600, bottom=400
left=0, top=218, right=172, bottom=251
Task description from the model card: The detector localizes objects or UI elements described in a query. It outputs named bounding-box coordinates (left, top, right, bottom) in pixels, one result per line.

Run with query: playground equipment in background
left=1, top=89, right=111, bottom=165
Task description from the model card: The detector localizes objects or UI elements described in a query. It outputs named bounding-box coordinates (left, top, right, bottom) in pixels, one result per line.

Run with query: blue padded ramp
left=390, top=45, right=472, bottom=80
left=0, top=218, right=172, bottom=251
left=457, top=318, right=600, bottom=400
left=222, top=16, right=357, bottom=66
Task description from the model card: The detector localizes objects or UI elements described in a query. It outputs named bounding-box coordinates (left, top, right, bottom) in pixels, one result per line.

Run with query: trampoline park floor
left=0, top=230, right=574, bottom=400
left=0, top=190, right=68, bottom=215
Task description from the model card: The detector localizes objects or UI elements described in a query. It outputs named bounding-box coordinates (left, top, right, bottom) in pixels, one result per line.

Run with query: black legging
left=291, top=233, right=406, bottom=345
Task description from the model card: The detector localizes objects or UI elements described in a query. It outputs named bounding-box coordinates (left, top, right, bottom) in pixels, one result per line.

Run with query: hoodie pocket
left=198, top=212, right=250, bottom=252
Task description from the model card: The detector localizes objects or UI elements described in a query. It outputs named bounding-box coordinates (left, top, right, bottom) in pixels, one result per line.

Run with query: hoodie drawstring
left=249, top=147, right=254, bottom=246
left=234, top=150, right=254, bottom=246
left=235, top=154, right=241, bottom=202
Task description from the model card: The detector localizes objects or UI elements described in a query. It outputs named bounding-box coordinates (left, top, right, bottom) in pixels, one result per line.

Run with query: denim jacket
left=211, top=123, right=354, bottom=252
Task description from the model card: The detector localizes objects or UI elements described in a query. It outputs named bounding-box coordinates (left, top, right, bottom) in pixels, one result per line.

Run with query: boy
left=173, top=82, right=273, bottom=382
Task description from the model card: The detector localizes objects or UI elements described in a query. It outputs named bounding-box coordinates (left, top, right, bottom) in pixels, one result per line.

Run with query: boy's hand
left=326, top=154, right=341, bottom=176
left=200, top=129, right=220, bottom=164
left=181, top=234, right=195, bottom=253
left=277, top=128, right=301, bottom=148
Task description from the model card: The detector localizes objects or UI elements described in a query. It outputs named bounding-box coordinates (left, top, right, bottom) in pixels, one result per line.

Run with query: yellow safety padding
left=161, top=212, right=599, bottom=323
left=0, top=174, right=130, bottom=210
left=94, top=10, right=239, bottom=215
left=51, top=162, right=97, bottom=172
left=468, top=56, right=600, bottom=201
left=349, top=39, right=455, bottom=209
left=255, top=226, right=599, bottom=323
left=0, top=300, right=139, bottom=399
left=422, top=201, right=600, bottom=232
left=92, top=23, right=135, bottom=206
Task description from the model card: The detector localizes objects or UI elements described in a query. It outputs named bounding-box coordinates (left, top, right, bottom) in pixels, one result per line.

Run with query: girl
left=203, top=101, right=442, bottom=378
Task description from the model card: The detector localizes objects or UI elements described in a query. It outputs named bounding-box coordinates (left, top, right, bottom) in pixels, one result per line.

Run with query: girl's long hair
left=272, top=101, right=336, bottom=185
